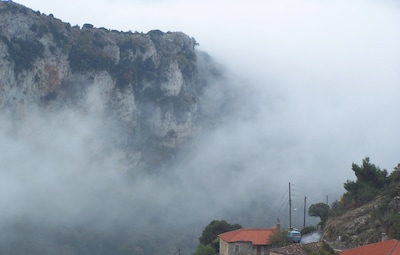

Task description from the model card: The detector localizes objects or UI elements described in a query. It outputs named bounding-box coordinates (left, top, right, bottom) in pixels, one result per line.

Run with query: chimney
left=382, top=233, right=388, bottom=242
left=276, top=218, right=281, bottom=230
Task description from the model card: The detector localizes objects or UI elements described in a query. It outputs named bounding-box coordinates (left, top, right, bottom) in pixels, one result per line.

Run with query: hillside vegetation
left=323, top=157, right=400, bottom=248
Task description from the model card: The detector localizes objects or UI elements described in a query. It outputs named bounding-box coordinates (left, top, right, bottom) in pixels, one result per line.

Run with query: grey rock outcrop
left=0, top=1, right=216, bottom=171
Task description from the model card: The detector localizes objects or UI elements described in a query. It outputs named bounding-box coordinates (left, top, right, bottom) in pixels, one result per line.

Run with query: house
left=269, top=242, right=322, bottom=255
left=219, top=228, right=276, bottom=255
left=339, top=239, right=400, bottom=255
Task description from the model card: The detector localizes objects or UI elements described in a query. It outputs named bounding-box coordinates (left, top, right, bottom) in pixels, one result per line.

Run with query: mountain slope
left=322, top=165, right=400, bottom=249
left=323, top=197, right=386, bottom=248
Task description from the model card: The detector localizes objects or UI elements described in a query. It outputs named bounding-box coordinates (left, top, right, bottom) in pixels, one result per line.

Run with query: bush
left=198, top=220, right=241, bottom=253
left=194, top=244, right=215, bottom=255
left=83, top=23, right=94, bottom=29
left=383, top=213, right=400, bottom=239
left=47, top=20, right=69, bottom=48
left=308, top=203, right=330, bottom=228
left=383, top=169, right=400, bottom=198
left=268, top=230, right=291, bottom=248
left=68, top=31, right=113, bottom=72
left=112, top=56, right=157, bottom=88
left=342, top=157, right=387, bottom=206
left=1, top=36, right=45, bottom=73
left=303, top=241, right=336, bottom=255
left=329, top=200, right=345, bottom=217
left=176, top=52, right=196, bottom=79
left=30, top=23, right=49, bottom=37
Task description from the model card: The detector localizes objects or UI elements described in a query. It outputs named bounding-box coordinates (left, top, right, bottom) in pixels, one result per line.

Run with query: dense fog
left=4, top=0, right=400, bottom=253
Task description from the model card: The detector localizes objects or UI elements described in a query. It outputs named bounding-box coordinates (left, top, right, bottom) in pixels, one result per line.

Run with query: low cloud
left=2, top=0, right=400, bottom=252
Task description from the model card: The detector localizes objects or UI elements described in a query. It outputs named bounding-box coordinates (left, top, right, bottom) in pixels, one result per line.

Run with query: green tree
left=383, top=213, right=400, bottom=240
left=198, top=220, right=241, bottom=252
left=352, top=157, right=387, bottom=189
left=268, top=229, right=290, bottom=247
left=384, top=165, right=400, bottom=198
left=343, top=157, right=388, bottom=204
left=194, top=244, right=215, bottom=255
left=328, top=200, right=344, bottom=217
left=308, top=203, right=330, bottom=227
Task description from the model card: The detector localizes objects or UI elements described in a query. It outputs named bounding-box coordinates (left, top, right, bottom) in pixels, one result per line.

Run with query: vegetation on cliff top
left=331, top=158, right=399, bottom=206
left=323, top=157, right=400, bottom=245
left=0, top=1, right=198, bottom=88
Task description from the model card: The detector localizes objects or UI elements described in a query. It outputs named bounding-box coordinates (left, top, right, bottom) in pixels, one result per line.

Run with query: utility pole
left=303, top=196, right=307, bottom=230
left=289, top=182, right=292, bottom=230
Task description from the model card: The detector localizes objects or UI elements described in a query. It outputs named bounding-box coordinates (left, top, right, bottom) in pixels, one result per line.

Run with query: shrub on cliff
left=68, top=31, right=114, bottom=72
left=343, top=157, right=387, bottom=205
left=1, top=36, right=44, bottom=74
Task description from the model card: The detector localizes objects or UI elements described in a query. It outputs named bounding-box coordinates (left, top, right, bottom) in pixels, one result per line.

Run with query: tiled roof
left=218, top=228, right=275, bottom=245
left=339, top=239, right=400, bottom=255
left=269, top=242, right=321, bottom=255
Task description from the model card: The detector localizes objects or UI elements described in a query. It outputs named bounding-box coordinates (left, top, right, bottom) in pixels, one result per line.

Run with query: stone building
left=219, top=228, right=275, bottom=255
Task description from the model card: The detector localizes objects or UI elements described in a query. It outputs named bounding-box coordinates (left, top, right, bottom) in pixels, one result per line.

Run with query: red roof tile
left=340, top=239, right=400, bottom=255
left=218, top=229, right=275, bottom=245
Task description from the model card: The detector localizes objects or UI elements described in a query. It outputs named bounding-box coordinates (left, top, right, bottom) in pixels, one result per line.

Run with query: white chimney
left=382, top=233, right=388, bottom=242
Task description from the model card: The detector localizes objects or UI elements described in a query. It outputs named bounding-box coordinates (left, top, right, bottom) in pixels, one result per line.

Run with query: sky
left=4, top=0, right=400, bottom=248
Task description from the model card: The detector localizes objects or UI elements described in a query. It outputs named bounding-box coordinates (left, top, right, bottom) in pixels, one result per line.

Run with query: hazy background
left=3, top=0, right=400, bottom=252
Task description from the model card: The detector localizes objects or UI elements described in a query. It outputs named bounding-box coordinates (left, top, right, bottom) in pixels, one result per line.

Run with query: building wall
left=220, top=240, right=269, bottom=255
left=220, top=239, right=229, bottom=255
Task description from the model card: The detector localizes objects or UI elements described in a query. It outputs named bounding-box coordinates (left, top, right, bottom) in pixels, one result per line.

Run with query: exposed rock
left=387, top=196, right=400, bottom=212
left=160, top=60, right=183, bottom=97
left=322, top=197, right=387, bottom=249
left=0, top=1, right=217, bottom=171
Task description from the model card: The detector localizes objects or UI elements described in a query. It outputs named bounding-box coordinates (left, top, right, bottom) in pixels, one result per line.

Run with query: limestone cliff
left=0, top=1, right=218, bottom=171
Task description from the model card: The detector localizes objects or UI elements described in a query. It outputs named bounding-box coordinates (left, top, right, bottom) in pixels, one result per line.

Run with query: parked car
left=287, top=230, right=302, bottom=243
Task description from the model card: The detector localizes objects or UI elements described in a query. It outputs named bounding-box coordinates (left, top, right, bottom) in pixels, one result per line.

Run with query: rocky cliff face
left=322, top=195, right=400, bottom=249
left=323, top=198, right=385, bottom=248
left=0, top=1, right=217, bottom=171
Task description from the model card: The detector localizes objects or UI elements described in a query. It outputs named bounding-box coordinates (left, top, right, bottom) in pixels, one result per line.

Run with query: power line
left=267, top=186, right=289, bottom=226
